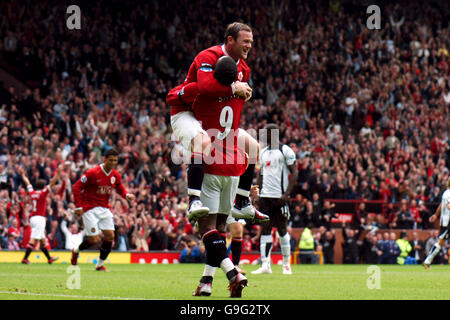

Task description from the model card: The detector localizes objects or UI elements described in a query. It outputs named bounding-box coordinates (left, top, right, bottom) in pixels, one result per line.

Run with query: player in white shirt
left=252, top=123, right=298, bottom=275
left=423, top=178, right=450, bottom=269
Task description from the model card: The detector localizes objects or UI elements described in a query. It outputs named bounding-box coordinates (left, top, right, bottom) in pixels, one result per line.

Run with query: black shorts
left=439, top=224, right=450, bottom=240
left=258, top=197, right=289, bottom=226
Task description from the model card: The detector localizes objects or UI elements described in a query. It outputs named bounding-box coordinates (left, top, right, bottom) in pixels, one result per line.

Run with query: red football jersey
left=27, top=185, right=51, bottom=217
left=169, top=44, right=250, bottom=115
left=73, top=164, right=128, bottom=212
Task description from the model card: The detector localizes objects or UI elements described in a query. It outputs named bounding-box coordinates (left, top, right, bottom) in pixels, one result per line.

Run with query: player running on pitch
left=423, top=177, right=450, bottom=269
left=19, top=165, right=62, bottom=265
left=71, top=149, right=135, bottom=271
left=252, top=123, right=298, bottom=275
left=167, top=22, right=267, bottom=225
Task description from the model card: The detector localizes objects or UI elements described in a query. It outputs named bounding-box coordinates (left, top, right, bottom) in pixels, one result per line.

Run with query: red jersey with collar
left=27, top=185, right=51, bottom=217
left=73, top=164, right=128, bottom=212
left=168, top=44, right=251, bottom=115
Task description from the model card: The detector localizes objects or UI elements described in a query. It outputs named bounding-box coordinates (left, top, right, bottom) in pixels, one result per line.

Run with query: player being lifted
left=183, top=55, right=249, bottom=298
left=19, top=165, right=62, bottom=265
left=423, top=178, right=450, bottom=269
left=167, top=22, right=268, bottom=224
left=167, top=23, right=268, bottom=275
left=71, top=149, right=135, bottom=271
left=252, top=123, right=298, bottom=275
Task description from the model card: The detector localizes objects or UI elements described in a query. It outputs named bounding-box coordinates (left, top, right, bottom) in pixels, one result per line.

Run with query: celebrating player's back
left=19, top=165, right=62, bottom=265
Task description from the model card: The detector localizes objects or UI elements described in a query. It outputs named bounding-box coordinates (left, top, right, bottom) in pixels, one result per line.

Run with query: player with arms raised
left=423, top=177, right=450, bottom=269
left=19, top=165, right=62, bottom=265
left=71, top=149, right=135, bottom=271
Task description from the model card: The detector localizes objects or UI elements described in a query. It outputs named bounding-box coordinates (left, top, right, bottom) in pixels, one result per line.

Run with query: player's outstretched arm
left=114, top=177, right=135, bottom=203
left=49, top=165, right=63, bottom=189
left=18, top=167, right=31, bottom=187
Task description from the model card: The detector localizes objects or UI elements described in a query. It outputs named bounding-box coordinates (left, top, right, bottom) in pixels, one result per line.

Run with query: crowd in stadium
left=0, top=0, right=449, bottom=261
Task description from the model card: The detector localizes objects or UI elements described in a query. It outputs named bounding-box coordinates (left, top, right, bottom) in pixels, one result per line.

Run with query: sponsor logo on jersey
left=98, top=186, right=113, bottom=195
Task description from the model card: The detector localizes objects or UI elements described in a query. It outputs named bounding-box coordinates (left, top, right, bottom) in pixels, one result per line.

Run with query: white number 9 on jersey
left=217, top=106, right=233, bottom=140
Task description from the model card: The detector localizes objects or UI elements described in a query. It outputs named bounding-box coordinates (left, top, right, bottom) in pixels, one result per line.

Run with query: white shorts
left=30, top=215, right=46, bottom=240
left=170, top=111, right=207, bottom=151
left=82, top=207, right=115, bottom=236
left=200, top=174, right=240, bottom=215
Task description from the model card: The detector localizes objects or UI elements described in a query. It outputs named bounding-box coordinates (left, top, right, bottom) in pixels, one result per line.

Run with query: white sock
left=280, top=233, right=291, bottom=266
left=260, top=235, right=273, bottom=268
left=202, top=264, right=216, bottom=278
left=220, top=258, right=236, bottom=275
left=96, top=259, right=105, bottom=268
left=425, top=243, right=441, bottom=265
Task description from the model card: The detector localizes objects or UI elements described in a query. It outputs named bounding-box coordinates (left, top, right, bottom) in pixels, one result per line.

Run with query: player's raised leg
left=187, top=131, right=211, bottom=222
left=232, top=130, right=269, bottom=222
left=170, top=106, right=211, bottom=222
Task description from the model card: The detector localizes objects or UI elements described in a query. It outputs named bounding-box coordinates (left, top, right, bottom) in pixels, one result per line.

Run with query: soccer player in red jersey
left=184, top=55, right=249, bottom=298
left=71, top=149, right=135, bottom=271
left=168, top=22, right=263, bottom=225
left=19, top=165, right=62, bottom=264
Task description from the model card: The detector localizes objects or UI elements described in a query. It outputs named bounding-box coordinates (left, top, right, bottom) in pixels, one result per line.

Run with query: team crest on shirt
left=91, top=228, right=96, bottom=233
left=81, top=175, right=87, bottom=183
left=238, top=71, right=243, bottom=81
left=111, top=177, right=116, bottom=184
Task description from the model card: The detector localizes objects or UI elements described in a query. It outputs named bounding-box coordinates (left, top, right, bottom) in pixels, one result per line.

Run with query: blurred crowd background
left=0, top=0, right=448, bottom=263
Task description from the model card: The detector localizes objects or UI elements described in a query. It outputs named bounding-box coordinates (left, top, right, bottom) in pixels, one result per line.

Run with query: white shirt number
left=217, top=106, right=233, bottom=140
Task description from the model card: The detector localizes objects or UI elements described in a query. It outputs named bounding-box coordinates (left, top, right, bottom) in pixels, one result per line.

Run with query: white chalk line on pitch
left=0, top=290, right=157, bottom=300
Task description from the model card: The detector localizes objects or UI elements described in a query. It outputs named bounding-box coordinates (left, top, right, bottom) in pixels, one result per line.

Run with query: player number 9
left=217, top=106, right=233, bottom=140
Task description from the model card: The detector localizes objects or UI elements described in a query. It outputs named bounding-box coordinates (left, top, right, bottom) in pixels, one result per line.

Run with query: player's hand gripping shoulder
left=234, top=81, right=252, bottom=101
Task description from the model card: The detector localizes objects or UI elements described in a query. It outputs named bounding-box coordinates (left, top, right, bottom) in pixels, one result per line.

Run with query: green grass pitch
left=0, top=263, right=448, bottom=300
